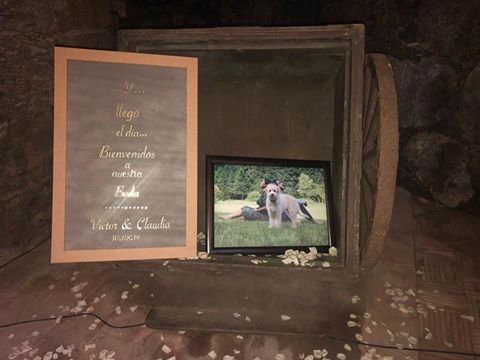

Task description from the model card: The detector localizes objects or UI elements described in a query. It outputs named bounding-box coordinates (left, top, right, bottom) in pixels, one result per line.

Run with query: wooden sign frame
left=52, top=47, right=197, bottom=263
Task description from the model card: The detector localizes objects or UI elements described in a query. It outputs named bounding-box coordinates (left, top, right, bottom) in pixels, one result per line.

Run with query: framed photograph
left=51, top=47, right=197, bottom=263
left=206, top=156, right=335, bottom=255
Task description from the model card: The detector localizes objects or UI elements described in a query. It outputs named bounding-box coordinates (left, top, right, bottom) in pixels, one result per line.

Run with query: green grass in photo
left=214, top=199, right=329, bottom=248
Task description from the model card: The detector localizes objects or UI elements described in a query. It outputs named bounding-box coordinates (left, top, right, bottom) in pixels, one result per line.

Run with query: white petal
left=328, top=246, right=338, bottom=256
left=351, top=295, right=361, bottom=304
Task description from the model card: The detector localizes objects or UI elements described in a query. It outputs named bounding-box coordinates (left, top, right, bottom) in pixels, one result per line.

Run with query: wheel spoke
left=364, top=97, right=380, bottom=149
left=360, top=189, right=369, bottom=246
left=364, top=83, right=378, bottom=136
left=362, top=163, right=377, bottom=196
left=363, top=67, right=372, bottom=127
left=360, top=181, right=373, bottom=244
left=363, top=139, right=378, bottom=161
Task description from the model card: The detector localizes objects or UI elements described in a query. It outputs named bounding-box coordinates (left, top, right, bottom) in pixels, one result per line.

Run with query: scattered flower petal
left=408, top=336, right=418, bottom=345
left=328, top=246, right=338, bottom=256
left=84, top=344, right=96, bottom=351
left=461, top=315, right=475, bottom=322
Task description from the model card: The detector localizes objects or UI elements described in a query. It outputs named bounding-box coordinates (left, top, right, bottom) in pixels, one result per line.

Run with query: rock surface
left=123, top=0, right=480, bottom=211
left=0, top=0, right=122, bottom=250
left=401, top=132, right=473, bottom=207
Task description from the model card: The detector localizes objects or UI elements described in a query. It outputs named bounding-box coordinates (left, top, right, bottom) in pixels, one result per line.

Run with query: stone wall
left=388, top=1, right=480, bottom=210
left=123, top=0, right=480, bottom=213
left=0, top=0, right=122, bottom=251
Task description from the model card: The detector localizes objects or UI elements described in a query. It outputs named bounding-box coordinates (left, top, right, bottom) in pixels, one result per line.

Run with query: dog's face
left=266, top=183, right=280, bottom=202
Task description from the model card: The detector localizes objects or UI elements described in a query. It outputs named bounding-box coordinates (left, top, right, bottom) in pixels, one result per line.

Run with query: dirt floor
left=1, top=188, right=480, bottom=359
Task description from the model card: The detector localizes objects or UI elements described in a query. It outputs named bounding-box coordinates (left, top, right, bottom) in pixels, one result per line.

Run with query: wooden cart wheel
left=359, top=54, right=399, bottom=270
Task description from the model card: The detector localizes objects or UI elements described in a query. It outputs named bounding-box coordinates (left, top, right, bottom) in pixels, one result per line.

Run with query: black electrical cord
left=0, top=312, right=145, bottom=330
left=1, top=313, right=480, bottom=358
left=1, top=239, right=479, bottom=357
left=0, top=237, right=49, bottom=271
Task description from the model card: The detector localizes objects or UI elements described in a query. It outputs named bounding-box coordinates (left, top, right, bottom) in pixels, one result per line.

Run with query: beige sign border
left=52, top=47, right=198, bottom=263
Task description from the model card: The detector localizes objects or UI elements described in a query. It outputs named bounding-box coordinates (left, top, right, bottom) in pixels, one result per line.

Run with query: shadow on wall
left=0, top=0, right=123, bottom=249
left=122, top=0, right=480, bottom=213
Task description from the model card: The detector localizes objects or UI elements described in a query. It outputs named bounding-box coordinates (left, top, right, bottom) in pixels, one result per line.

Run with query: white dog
left=265, top=183, right=300, bottom=228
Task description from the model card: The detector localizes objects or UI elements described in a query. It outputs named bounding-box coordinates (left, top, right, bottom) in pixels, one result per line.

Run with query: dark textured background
left=1, top=0, right=480, bottom=251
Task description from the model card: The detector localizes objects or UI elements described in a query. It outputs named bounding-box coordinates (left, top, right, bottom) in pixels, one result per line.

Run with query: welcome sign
left=52, top=47, right=197, bottom=262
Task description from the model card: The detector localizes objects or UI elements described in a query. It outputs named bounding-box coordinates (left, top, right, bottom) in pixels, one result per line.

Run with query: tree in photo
left=297, top=173, right=324, bottom=203
left=214, top=184, right=227, bottom=201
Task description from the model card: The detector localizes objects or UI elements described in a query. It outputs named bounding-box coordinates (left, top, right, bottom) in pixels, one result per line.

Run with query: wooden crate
left=118, top=25, right=398, bottom=278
